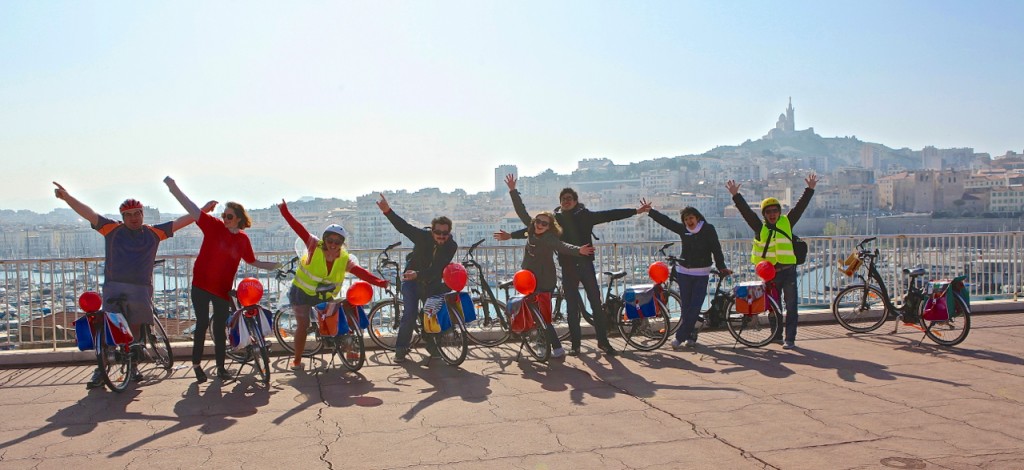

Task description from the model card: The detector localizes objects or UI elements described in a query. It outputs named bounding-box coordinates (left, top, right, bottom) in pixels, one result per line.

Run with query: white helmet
left=322, top=224, right=349, bottom=241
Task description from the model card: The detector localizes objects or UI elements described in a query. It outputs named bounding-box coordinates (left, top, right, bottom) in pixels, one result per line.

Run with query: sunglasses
left=432, top=229, right=450, bottom=237
left=222, top=212, right=235, bottom=220
left=763, top=208, right=782, bottom=215
left=533, top=218, right=550, bottom=227
left=324, top=237, right=344, bottom=245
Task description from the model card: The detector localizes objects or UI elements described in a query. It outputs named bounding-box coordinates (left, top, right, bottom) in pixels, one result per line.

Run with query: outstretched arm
left=347, top=261, right=388, bottom=287
left=53, top=182, right=99, bottom=226
left=163, top=176, right=204, bottom=219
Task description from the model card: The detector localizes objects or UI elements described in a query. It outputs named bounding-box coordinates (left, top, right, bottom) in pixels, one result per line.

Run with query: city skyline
left=3, top=1, right=1023, bottom=213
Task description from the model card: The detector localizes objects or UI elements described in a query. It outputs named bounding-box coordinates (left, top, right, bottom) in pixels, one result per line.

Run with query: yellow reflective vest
left=293, top=243, right=350, bottom=297
left=750, top=216, right=797, bottom=265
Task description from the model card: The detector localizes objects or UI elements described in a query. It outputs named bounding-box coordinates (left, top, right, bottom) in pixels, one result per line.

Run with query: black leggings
left=191, top=287, right=231, bottom=368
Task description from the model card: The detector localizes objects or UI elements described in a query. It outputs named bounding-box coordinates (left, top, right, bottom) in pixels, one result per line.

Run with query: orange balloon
left=755, top=261, right=776, bottom=281
left=513, top=269, right=537, bottom=295
left=443, top=263, right=468, bottom=291
left=648, top=261, right=670, bottom=284
left=346, top=281, right=374, bottom=306
left=236, top=277, right=264, bottom=307
left=79, top=291, right=102, bottom=312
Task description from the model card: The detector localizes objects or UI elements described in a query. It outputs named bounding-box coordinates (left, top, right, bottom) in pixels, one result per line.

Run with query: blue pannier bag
left=624, top=284, right=658, bottom=319
left=74, top=316, right=94, bottom=351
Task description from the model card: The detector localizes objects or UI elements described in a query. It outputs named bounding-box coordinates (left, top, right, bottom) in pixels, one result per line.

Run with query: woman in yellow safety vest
left=726, top=174, right=816, bottom=349
left=279, top=200, right=387, bottom=370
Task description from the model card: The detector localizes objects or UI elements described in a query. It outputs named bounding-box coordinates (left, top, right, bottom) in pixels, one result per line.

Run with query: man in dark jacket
left=377, top=193, right=458, bottom=363
left=500, top=187, right=649, bottom=356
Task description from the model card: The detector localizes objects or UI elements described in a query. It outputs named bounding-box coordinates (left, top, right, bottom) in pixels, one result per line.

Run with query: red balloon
left=648, top=261, right=670, bottom=284
left=346, top=281, right=373, bottom=306
left=513, top=269, right=537, bottom=295
left=236, top=277, right=264, bottom=307
left=79, top=291, right=102, bottom=312
left=755, top=261, right=776, bottom=282
left=443, top=263, right=468, bottom=291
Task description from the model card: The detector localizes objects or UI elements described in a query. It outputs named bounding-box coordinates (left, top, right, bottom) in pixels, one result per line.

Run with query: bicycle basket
left=838, top=252, right=862, bottom=277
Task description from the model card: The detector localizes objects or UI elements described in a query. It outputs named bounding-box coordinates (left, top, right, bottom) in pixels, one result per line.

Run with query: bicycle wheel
left=96, top=322, right=132, bottom=393
left=522, top=303, right=552, bottom=362
left=615, top=303, right=671, bottom=351
left=726, top=301, right=782, bottom=348
left=921, top=294, right=971, bottom=347
left=436, top=309, right=468, bottom=366
left=338, top=310, right=366, bottom=371
left=832, top=284, right=888, bottom=333
left=367, top=299, right=420, bottom=351
left=144, top=319, right=173, bottom=371
left=272, top=307, right=324, bottom=357
left=464, top=297, right=509, bottom=347
left=244, top=316, right=271, bottom=386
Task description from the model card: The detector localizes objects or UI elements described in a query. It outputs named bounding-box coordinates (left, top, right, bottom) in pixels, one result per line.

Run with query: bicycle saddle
left=902, top=267, right=928, bottom=277
left=604, top=271, right=627, bottom=280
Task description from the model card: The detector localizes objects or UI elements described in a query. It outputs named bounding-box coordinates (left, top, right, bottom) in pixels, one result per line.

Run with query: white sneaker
left=670, top=339, right=682, bottom=350
left=685, top=339, right=697, bottom=348
left=783, top=341, right=795, bottom=350
left=551, top=347, right=566, bottom=358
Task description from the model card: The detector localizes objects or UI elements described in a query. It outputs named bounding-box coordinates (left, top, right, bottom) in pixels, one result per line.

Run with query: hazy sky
left=2, top=1, right=1022, bottom=213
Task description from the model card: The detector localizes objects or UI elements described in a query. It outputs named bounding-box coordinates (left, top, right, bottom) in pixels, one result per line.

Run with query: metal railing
left=1, top=232, right=1020, bottom=351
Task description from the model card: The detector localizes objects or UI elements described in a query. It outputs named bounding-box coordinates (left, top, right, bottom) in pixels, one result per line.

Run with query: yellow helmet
left=760, top=197, right=781, bottom=211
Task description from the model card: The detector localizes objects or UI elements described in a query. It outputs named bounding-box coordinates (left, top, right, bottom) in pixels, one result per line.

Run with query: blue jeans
left=672, top=273, right=709, bottom=343
left=774, top=266, right=799, bottom=343
left=560, top=257, right=610, bottom=349
left=396, top=281, right=438, bottom=355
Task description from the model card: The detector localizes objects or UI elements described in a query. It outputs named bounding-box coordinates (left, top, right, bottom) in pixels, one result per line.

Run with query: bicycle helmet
left=119, top=198, right=144, bottom=213
left=322, top=224, right=348, bottom=241
left=760, top=197, right=781, bottom=212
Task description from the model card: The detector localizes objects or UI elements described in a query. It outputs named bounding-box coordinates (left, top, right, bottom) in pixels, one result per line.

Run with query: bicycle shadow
left=391, top=361, right=492, bottom=422
left=624, top=348, right=717, bottom=374
left=517, top=359, right=618, bottom=405
left=0, top=386, right=167, bottom=453
left=272, top=364, right=397, bottom=425
left=110, top=376, right=272, bottom=456
left=578, top=349, right=734, bottom=400
left=865, top=331, right=1024, bottom=367
left=702, top=342, right=968, bottom=387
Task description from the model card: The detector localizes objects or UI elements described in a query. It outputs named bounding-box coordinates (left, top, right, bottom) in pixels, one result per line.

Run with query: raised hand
left=376, top=193, right=391, bottom=213
left=805, top=173, right=818, bottom=189
left=637, top=198, right=652, bottom=213
left=504, top=173, right=517, bottom=191
left=726, top=180, right=742, bottom=196
left=52, top=182, right=68, bottom=200
left=493, top=230, right=511, bottom=241
left=201, top=200, right=218, bottom=213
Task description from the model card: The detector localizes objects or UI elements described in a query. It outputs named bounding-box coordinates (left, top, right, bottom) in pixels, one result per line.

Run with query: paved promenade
left=2, top=313, right=1023, bottom=469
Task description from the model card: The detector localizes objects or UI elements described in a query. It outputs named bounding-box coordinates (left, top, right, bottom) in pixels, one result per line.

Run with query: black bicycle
left=366, top=242, right=469, bottom=366
left=460, top=239, right=510, bottom=347
left=603, top=269, right=672, bottom=352
left=832, top=237, right=971, bottom=346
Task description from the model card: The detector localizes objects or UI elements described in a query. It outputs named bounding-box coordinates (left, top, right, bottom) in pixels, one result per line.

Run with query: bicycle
left=496, top=280, right=576, bottom=342
left=460, top=238, right=510, bottom=346
left=504, top=290, right=554, bottom=362
left=76, top=292, right=135, bottom=392
left=78, top=292, right=173, bottom=392
left=602, top=269, right=671, bottom=352
left=831, top=237, right=971, bottom=346
left=366, top=242, right=469, bottom=366
left=225, top=284, right=273, bottom=385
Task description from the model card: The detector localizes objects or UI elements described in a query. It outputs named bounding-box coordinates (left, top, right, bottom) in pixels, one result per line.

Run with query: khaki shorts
left=102, top=281, right=156, bottom=325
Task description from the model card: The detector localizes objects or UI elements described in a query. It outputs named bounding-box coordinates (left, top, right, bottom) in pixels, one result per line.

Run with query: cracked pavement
left=1, top=313, right=1023, bottom=469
